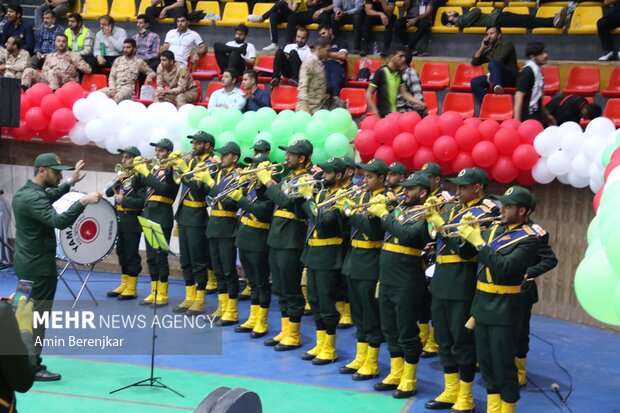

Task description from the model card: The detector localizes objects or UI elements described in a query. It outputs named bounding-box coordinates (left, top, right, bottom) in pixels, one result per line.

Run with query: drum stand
left=57, top=258, right=99, bottom=309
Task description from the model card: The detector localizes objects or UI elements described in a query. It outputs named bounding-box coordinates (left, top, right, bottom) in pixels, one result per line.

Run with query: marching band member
left=386, top=162, right=407, bottom=193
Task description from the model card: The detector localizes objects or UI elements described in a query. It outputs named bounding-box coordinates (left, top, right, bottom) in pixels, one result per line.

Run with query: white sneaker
left=262, top=43, right=278, bottom=51
left=247, top=14, right=264, bottom=22
left=599, top=51, right=614, bottom=61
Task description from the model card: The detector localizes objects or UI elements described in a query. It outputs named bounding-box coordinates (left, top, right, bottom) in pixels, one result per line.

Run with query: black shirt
left=545, top=94, right=587, bottom=125
left=516, top=66, right=541, bottom=121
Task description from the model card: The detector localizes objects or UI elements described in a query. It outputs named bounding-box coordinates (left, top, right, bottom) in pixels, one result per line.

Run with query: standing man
left=133, top=14, right=161, bottom=73
left=1, top=4, right=34, bottom=54
left=145, top=0, right=187, bottom=23
left=597, top=0, right=620, bottom=61
left=397, top=51, right=427, bottom=116
left=32, top=10, right=64, bottom=69
left=514, top=42, right=553, bottom=125
left=297, top=36, right=331, bottom=114
left=131, top=139, right=180, bottom=307
left=318, top=24, right=348, bottom=97
left=456, top=186, right=541, bottom=413
left=35, top=0, right=72, bottom=28
left=105, top=147, right=146, bottom=301
left=65, top=13, right=96, bottom=70
left=213, top=24, right=257, bottom=76
left=0, top=37, right=31, bottom=79
left=361, top=0, right=396, bottom=57
left=242, top=69, right=271, bottom=112
left=13, top=153, right=100, bottom=381
left=161, top=13, right=206, bottom=66
left=208, top=68, right=247, bottom=110
left=271, top=27, right=311, bottom=87
left=331, top=0, right=364, bottom=54
left=102, top=39, right=157, bottom=103
left=93, top=15, right=127, bottom=71
left=395, top=0, right=443, bottom=57
left=156, top=50, right=199, bottom=107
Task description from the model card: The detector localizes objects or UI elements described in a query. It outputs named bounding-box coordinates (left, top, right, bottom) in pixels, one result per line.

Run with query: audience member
left=297, top=36, right=331, bottom=113
left=22, top=33, right=92, bottom=90
left=272, top=27, right=311, bottom=86
left=514, top=42, right=552, bottom=124
left=545, top=94, right=602, bottom=125
left=597, top=0, right=620, bottom=61
left=0, top=6, right=8, bottom=35
left=397, top=50, right=427, bottom=116
left=470, top=26, right=518, bottom=104
left=318, top=24, right=348, bottom=96
left=395, top=0, right=445, bottom=56
left=361, top=0, right=396, bottom=56
left=214, top=24, right=256, bottom=76
left=133, top=14, right=161, bottom=72
left=161, top=13, right=206, bottom=66
left=285, top=0, right=332, bottom=44
left=35, top=0, right=73, bottom=28
left=208, top=68, right=246, bottom=110
left=1, top=5, right=35, bottom=55
left=331, top=0, right=364, bottom=54
left=156, top=50, right=199, bottom=107
left=442, top=7, right=567, bottom=30
left=145, top=0, right=187, bottom=23
left=102, top=39, right=156, bottom=103
left=0, top=36, right=31, bottom=79
left=33, top=10, right=64, bottom=69
left=249, top=0, right=307, bottom=51
left=65, top=13, right=96, bottom=69
left=366, top=46, right=426, bottom=118
left=242, top=69, right=271, bottom=111
left=94, top=15, right=127, bottom=71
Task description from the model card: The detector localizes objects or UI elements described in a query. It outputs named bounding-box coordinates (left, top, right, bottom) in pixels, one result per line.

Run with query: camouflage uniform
left=22, top=51, right=92, bottom=90
left=296, top=53, right=328, bottom=114
left=0, top=49, right=31, bottom=79
left=156, top=61, right=199, bottom=107
left=102, top=55, right=155, bottom=103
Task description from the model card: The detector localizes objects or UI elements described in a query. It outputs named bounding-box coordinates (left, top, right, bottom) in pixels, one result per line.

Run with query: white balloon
left=131, top=112, right=153, bottom=138
left=568, top=169, right=590, bottom=188
left=558, top=121, right=582, bottom=136
left=595, top=147, right=604, bottom=168
left=590, top=177, right=603, bottom=193
left=531, top=158, right=555, bottom=184
left=556, top=172, right=570, bottom=184
left=116, top=100, right=137, bottom=125
left=86, top=90, right=107, bottom=103
left=138, top=140, right=155, bottom=159
left=149, top=127, right=171, bottom=144
left=178, top=103, right=195, bottom=120
left=544, top=125, right=560, bottom=137
left=547, top=151, right=571, bottom=176
left=104, top=134, right=121, bottom=154
left=148, top=101, right=177, bottom=120
left=606, top=165, right=620, bottom=186
left=571, top=153, right=591, bottom=178
left=560, top=131, right=583, bottom=158
left=73, top=98, right=97, bottom=123
left=94, top=138, right=107, bottom=148
left=589, top=162, right=602, bottom=181
left=68, top=122, right=90, bottom=145
left=84, top=119, right=106, bottom=142
left=582, top=134, right=605, bottom=161
left=534, top=130, right=561, bottom=157
left=117, top=125, right=136, bottom=147
left=585, top=117, right=615, bottom=137
left=96, top=98, right=117, bottom=119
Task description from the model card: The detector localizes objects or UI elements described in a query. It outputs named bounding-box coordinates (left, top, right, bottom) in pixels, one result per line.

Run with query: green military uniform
left=12, top=153, right=86, bottom=367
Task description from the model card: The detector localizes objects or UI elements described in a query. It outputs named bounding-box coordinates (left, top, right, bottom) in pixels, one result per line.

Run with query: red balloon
left=374, top=118, right=400, bottom=145
left=58, top=82, right=85, bottom=108
left=25, top=83, right=53, bottom=106
left=414, top=118, right=440, bottom=146
left=398, top=111, right=422, bottom=133
left=463, top=117, right=481, bottom=128
left=455, top=124, right=481, bottom=151
left=20, top=94, right=33, bottom=120
left=37, top=127, right=64, bottom=142
left=433, top=135, right=459, bottom=161
left=492, top=156, right=519, bottom=184
left=609, top=146, right=620, bottom=165
left=374, top=145, right=398, bottom=166
left=517, top=119, right=544, bottom=145
left=7, top=120, right=36, bottom=140
left=40, top=94, right=63, bottom=118
left=452, top=152, right=475, bottom=172
left=392, top=132, right=418, bottom=158
left=398, top=156, right=415, bottom=172
left=493, top=128, right=520, bottom=155
left=437, top=160, right=454, bottom=177
left=593, top=186, right=604, bottom=213
left=478, top=119, right=500, bottom=141
left=501, top=119, right=521, bottom=130
left=385, top=112, right=401, bottom=123
left=354, top=129, right=380, bottom=155
left=438, top=111, right=464, bottom=137
left=471, top=141, right=499, bottom=167
left=412, top=146, right=437, bottom=170
left=512, top=144, right=539, bottom=170
left=516, top=169, right=536, bottom=186
left=360, top=115, right=380, bottom=130
left=25, top=107, right=49, bottom=131
left=604, top=159, right=620, bottom=181
left=49, top=108, right=77, bottom=133
left=360, top=153, right=373, bottom=163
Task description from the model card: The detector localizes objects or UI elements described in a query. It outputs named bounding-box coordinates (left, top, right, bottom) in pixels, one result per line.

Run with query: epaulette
left=482, top=199, right=497, bottom=209
left=530, top=223, right=547, bottom=237
left=441, top=190, right=454, bottom=201
left=521, top=225, right=536, bottom=236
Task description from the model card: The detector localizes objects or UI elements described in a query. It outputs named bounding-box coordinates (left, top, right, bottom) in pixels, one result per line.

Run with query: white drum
left=53, top=191, right=118, bottom=265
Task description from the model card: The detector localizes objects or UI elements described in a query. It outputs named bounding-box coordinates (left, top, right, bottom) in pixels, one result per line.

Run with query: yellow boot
left=374, top=357, right=404, bottom=391
left=352, top=345, right=380, bottom=380
left=419, top=323, right=430, bottom=347
left=393, top=362, right=418, bottom=398
left=239, top=283, right=251, bottom=301
left=140, top=281, right=158, bottom=305
left=338, top=302, right=353, bottom=329
left=251, top=307, right=269, bottom=338
left=173, top=285, right=196, bottom=313
left=487, top=394, right=502, bottom=413
left=515, top=357, right=527, bottom=386
left=264, top=317, right=288, bottom=346
left=501, top=401, right=517, bottom=413
left=339, top=342, right=368, bottom=374
left=274, top=320, right=302, bottom=351
left=236, top=304, right=259, bottom=333
left=107, top=274, right=128, bottom=297
left=421, top=326, right=439, bottom=358
left=424, top=373, right=460, bottom=409
left=219, top=298, right=239, bottom=326
left=302, top=330, right=326, bottom=360
left=210, top=293, right=228, bottom=318
left=451, top=380, right=475, bottom=412
left=206, top=270, right=217, bottom=294
left=153, top=281, right=169, bottom=307
left=118, top=276, right=138, bottom=300
left=187, top=289, right=206, bottom=315
left=313, top=333, right=338, bottom=365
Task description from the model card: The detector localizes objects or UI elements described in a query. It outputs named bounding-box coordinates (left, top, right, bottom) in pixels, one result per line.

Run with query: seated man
left=65, top=13, right=96, bottom=70
left=297, top=37, right=331, bottom=113
left=442, top=7, right=567, bottom=29
left=93, top=15, right=127, bottom=71
left=22, top=33, right=91, bottom=90
left=545, top=94, right=602, bottom=125
left=395, top=0, right=444, bottom=56
left=331, top=0, right=364, bottom=54
left=0, top=6, right=7, bottom=35
left=208, top=68, right=247, bottom=110
left=0, top=36, right=31, bottom=79
left=161, top=13, right=206, bottom=66
left=133, top=14, right=161, bottom=72
left=271, top=26, right=311, bottom=86
left=102, top=39, right=156, bottom=103
left=33, top=10, right=65, bottom=69
left=397, top=51, right=427, bottom=116
left=248, top=0, right=307, bottom=51
left=145, top=0, right=187, bottom=23
left=156, top=50, right=198, bottom=107
left=35, top=0, right=73, bottom=28
left=285, top=0, right=332, bottom=44
left=214, top=24, right=256, bottom=76
left=597, top=0, right=620, bottom=61
left=242, top=69, right=271, bottom=112
left=1, top=4, right=35, bottom=54
left=318, top=24, right=348, bottom=96
left=361, top=0, right=396, bottom=56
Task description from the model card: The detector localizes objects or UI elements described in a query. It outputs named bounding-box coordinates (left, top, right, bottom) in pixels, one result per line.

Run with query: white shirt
left=283, top=43, right=311, bottom=62
left=164, top=28, right=204, bottom=63
left=225, top=40, right=256, bottom=61
left=208, top=87, right=247, bottom=111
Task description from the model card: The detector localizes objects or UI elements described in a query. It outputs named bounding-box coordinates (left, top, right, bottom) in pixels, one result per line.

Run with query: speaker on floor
left=0, top=77, right=20, bottom=128
left=194, top=386, right=262, bottom=413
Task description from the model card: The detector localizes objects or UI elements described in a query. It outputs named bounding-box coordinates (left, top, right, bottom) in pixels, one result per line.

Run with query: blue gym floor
left=1, top=267, right=618, bottom=413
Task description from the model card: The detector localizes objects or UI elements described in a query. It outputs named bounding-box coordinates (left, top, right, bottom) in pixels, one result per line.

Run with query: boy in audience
left=397, top=51, right=427, bottom=116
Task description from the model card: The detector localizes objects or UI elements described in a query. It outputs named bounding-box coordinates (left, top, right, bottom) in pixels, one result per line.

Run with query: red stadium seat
left=81, top=74, right=107, bottom=92
left=603, top=98, right=620, bottom=127
left=348, top=58, right=382, bottom=88
left=255, top=55, right=275, bottom=83
left=542, top=95, right=551, bottom=106
left=199, top=81, right=224, bottom=107
left=479, top=94, right=513, bottom=121
left=271, top=85, right=298, bottom=111
left=193, top=53, right=220, bottom=80
left=542, top=65, right=560, bottom=95
left=339, top=88, right=367, bottom=118
left=194, top=80, right=202, bottom=104
left=420, top=62, right=450, bottom=91
left=442, top=92, right=475, bottom=118
left=423, top=91, right=438, bottom=116
left=563, top=66, right=600, bottom=97
left=450, top=64, right=484, bottom=92
left=602, top=67, right=620, bottom=98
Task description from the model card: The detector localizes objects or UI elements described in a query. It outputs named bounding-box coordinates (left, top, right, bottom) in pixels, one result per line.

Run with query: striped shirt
left=133, top=30, right=161, bottom=61
left=35, top=24, right=65, bottom=54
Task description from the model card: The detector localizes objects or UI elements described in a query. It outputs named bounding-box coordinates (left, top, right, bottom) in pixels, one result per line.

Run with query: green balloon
left=256, top=107, right=277, bottom=131
left=199, top=116, right=222, bottom=138
left=312, top=146, right=329, bottom=164
left=345, top=146, right=355, bottom=160
left=291, top=111, right=312, bottom=133
left=312, top=109, right=330, bottom=123
left=270, top=117, right=293, bottom=145
left=215, top=131, right=236, bottom=148
left=587, top=216, right=600, bottom=245
left=236, top=118, right=259, bottom=145
left=240, top=145, right=254, bottom=164
left=602, top=141, right=618, bottom=168
left=604, top=222, right=620, bottom=274
left=324, top=132, right=350, bottom=157
left=271, top=147, right=286, bottom=163
left=289, top=132, right=307, bottom=146
left=254, top=131, right=273, bottom=147
left=243, top=110, right=257, bottom=121
left=188, top=105, right=209, bottom=129
left=305, top=119, right=329, bottom=144
left=327, top=108, right=353, bottom=134
left=278, top=109, right=295, bottom=121
left=585, top=238, right=603, bottom=256
left=220, top=108, right=243, bottom=131
left=346, top=120, right=358, bottom=142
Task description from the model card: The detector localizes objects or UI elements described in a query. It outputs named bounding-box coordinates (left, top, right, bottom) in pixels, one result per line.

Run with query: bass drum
left=53, top=191, right=118, bottom=265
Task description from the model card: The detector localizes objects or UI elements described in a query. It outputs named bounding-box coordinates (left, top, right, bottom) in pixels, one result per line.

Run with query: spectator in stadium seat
left=145, top=0, right=187, bottom=23
left=271, top=27, right=311, bottom=87
left=361, top=0, right=396, bottom=57
left=285, top=0, right=333, bottom=44
left=32, top=10, right=64, bottom=69
left=93, top=15, right=127, bottom=71
left=297, top=36, right=331, bottom=113
left=470, top=26, right=518, bottom=104
left=597, top=0, right=620, bottom=61
left=366, top=46, right=426, bottom=118
left=442, top=7, right=567, bottom=30
left=208, top=68, right=247, bottom=110
left=133, top=14, right=161, bottom=72
left=156, top=50, right=199, bottom=107
left=161, top=13, right=206, bottom=66
left=0, top=6, right=7, bottom=35
left=0, top=36, right=31, bottom=79
left=395, top=0, right=445, bottom=56
left=397, top=50, right=427, bottom=116
left=248, top=0, right=307, bottom=52
left=1, top=4, right=35, bottom=55
left=514, top=42, right=553, bottom=124
left=35, top=0, right=73, bottom=28
left=318, top=23, right=348, bottom=96
left=242, top=69, right=271, bottom=111
left=213, top=24, right=257, bottom=76
left=331, top=0, right=364, bottom=54
left=545, top=94, right=602, bottom=125
left=65, top=13, right=96, bottom=70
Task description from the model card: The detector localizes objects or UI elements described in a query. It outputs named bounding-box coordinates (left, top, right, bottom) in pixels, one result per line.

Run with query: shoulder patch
left=522, top=225, right=536, bottom=236
left=530, top=223, right=547, bottom=237
left=483, top=199, right=497, bottom=209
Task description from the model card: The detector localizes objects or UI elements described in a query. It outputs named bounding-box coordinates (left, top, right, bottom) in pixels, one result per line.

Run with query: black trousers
left=178, top=224, right=208, bottom=287
left=307, top=268, right=341, bottom=331
left=116, top=230, right=142, bottom=277
left=495, top=12, right=554, bottom=29
left=26, top=274, right=57, bottom=365
left=269, top=247, right=305, bottom=321
left=145, top=5, right=187, bottom=21
left=432, top=297, right=477, bottom=368
left=146, top=226, right=172, bottom=282
left=516, top=297, right=533, bottom=358
left=209, top=237, right=239, bottom=298
left=362, top=14, right=396, bottom=53
left=395, top=16, right=431, bottom=51
left=286, top=9, right=332, bottom=44
left=213, top=43, right=246, bottom=75
left=273, top=49, right=302, bottom=81
left=597, top=8, right=620, bottom=53
left=349, top=278, right=383, bottom=345
left=331, top=12, right=364, bottom=50
left=239, top=249, right=271, bottom=308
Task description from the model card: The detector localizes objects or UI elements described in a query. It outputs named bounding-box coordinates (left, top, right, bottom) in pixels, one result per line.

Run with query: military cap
left=388, top=162, right=407, bottom=175
left=149, top=138, right=174, bottom=151
left=357, top=158, right=388, bottom=176
left=399, top=172, right=431, bottom=189
left=318, top=157, right=345, bottom=173
left=341, top=157, right=356, bottom=170
left=489, top=186, right=536, bottom=209
left=278, top=139, right=313, bottom=156
left=253, top=139, right=271, bottom=151
left=446, top=167, right=488, bottom=186
left=188, top=131, right=215, bottom=145
left=419, top=162, right=442, bottom=176
left=117, top=146, right=141, bottom=157
left=244, top=153, right=270, bottom=165
left=215, top=141, right=241, bottom=156
left=34, top=153, right=74, bottom=170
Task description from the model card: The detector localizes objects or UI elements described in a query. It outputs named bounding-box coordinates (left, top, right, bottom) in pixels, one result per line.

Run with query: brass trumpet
left=113, top=156, right=155, bottom=175
left=343, top=192, right=405, bottom=217
left=157, top=151, right=194, bottom=167
left=282, top=179, right=325, bottom=196
left=435, top=216, right=500, bottom=232
left=207, top=179, right=253, bottom=206
left=396, top=197, right=460, bottom=216
left=315, top=185, right=365, bottom=209
left=236, top=162, right=286, bottom=177
left=173, top=162, right=221, bottom=184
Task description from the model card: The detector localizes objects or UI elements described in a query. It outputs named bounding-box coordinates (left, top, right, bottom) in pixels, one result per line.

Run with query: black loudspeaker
left=0, top=78, right=20, bottom=128
left=194, top=387, right=262, bottom=413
